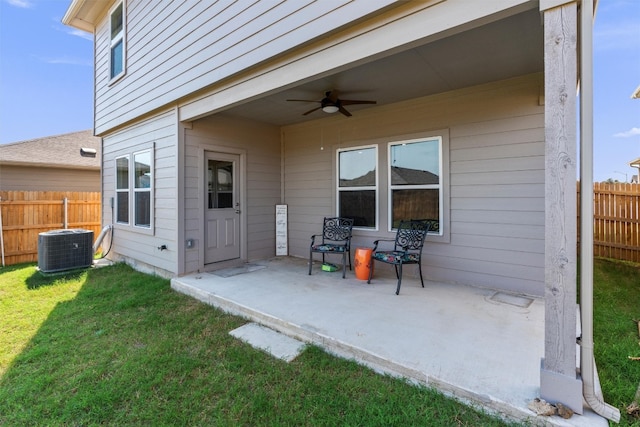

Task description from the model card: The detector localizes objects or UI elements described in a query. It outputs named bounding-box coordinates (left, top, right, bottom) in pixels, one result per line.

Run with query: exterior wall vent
left=38, top=229, right=94, bottom=273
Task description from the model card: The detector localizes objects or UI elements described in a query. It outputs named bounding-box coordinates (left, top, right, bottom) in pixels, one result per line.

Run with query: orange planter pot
left=354, top=247, right=374, bottom=280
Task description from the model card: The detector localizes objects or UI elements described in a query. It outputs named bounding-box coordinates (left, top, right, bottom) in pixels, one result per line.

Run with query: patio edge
left=171, top=277, right=595, bottom=426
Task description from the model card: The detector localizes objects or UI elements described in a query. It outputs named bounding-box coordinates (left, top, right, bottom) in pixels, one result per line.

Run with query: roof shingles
left=0, top=130, right=101, bottom=170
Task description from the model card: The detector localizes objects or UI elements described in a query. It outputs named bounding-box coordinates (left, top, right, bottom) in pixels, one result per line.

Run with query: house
left=0, top=130, right=101, bottom=192
left=630, top=157, right=640, bottom=183
left=63, top=0, right=618, bottom=423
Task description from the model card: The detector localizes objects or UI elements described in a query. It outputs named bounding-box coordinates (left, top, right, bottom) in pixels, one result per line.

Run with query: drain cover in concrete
left=490, top=292, right=534, bottom=308
left=229, top=323, right=306, bottom=362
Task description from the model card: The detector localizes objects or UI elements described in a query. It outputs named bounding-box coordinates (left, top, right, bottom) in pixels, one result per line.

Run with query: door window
left=208, top=160, right=233, bottom=209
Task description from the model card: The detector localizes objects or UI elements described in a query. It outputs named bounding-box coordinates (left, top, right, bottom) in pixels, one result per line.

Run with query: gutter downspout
left=579, top=0, right=621, bottom=422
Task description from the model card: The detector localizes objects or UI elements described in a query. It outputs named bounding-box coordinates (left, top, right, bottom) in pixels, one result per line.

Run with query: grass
left=590, top=258, right=640, bottom=426
left=0, top=262, right=512, bottom=426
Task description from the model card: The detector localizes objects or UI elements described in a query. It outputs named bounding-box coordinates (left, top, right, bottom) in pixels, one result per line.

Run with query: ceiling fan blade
left=340, top=100, right=377, bottom=106
left=338, top=105, right=352, bottom=117
left=288, top=91, right=375, bottom=116
left=303, top=106, right=323, bottom=116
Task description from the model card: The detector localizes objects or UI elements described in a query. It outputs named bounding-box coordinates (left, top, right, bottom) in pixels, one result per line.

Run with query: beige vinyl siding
left=93, top=0, right=399, bottom=135
left=184, top=115, right=281, bottom=274
left=102, top=109, right=178, bottom=276
left=283, top=73, right=545, bottom=296
left=0, top=166, right=100, bottom=192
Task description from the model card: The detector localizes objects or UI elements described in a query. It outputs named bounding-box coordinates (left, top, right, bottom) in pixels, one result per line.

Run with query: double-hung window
left=337, top=146, right=377, bottom=229
left=336, top=134, right=446, bottom=236
left=115, top=149, right=153, bottom=230
left=109, top=2, right=125, bottom=80
left=133, top=151, right=151, bottom=227
left=388, top=138, right=442, bottom=232
left=116, top=155, right=129, bottom=224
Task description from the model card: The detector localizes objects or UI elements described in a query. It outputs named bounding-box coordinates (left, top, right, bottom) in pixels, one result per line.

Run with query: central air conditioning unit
left=38, top=229, right=94, bottom=273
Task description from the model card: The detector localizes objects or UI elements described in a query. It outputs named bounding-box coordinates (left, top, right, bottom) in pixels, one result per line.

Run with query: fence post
left=64, top=197, right=68, bottom=229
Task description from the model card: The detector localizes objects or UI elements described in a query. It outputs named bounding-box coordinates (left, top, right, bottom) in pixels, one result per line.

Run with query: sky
left=0, top=0, right=638, bottom=182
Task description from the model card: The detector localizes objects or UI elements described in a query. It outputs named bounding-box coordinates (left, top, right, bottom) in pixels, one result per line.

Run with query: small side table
left=354, top=247, right=374, bottom=280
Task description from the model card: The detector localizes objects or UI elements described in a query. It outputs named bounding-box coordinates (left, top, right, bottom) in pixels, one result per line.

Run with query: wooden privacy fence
left=578, top=183, right=640, bottom=263
left=1, top=186, right=637, bottom=266
left=0, top=191, right=101, bottom=266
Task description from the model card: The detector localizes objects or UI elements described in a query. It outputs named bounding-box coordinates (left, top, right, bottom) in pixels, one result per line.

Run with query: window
left=337, top=146, right=377, bottom=228
left=116, top=155, right=129, bottom=224
left=388, top=138, right=442, bottom=231
left=208, top=160, right=234, bottom=209
left=115, top=149, right=153, bottom=230
left=109, top=2, right=125, bottom=80
left=336, top=132, right=448, bottom=239
left=133, top=151, right=151, bottom=227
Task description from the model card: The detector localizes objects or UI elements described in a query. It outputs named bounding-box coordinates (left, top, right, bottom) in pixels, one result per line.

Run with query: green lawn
left=590, top=259, right=640, bottom=426
left=0, top=258, right=638, bottom=426
left=0, top=262, right=511, bottom=426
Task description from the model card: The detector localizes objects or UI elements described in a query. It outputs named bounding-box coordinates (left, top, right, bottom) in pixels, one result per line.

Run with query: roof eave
left=62, top=0, right=100, bottom=33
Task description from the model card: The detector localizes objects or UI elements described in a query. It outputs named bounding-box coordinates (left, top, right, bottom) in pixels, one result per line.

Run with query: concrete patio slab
left=229, top=322, right=306, bottom=362
left=171, top=256, right=608, bottom=427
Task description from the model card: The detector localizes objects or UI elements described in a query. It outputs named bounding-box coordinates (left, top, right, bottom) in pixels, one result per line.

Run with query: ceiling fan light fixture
left=288, top=90, right=375, bottom=117
left=322, top=105, right=339, bottom=114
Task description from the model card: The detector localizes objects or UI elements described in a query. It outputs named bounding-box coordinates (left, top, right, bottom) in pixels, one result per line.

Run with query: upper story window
left=388, top=138, right=442, bottom=232
left=109, top=2, right=125, bottom=80
left=337, top=146, right=378, bottom=229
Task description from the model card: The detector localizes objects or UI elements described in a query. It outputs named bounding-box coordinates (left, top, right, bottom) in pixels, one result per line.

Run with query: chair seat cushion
left=373, top=250, right=420, bottom=264
left=312, top=244, right=347, bottom=252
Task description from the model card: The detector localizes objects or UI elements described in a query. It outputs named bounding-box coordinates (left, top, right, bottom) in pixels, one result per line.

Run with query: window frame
left=132, top=149, right=153, bottom=229
left=115, top=154, right=130, bottom=225
left=113, top=146, right=154, bottom=234
left=336, top=144, right=379, bottom=231
left=109, top=1, right=126, bottom=82
left=387, top=136, right=443, bottom=235
left=334, top=130, right=450, bottom=243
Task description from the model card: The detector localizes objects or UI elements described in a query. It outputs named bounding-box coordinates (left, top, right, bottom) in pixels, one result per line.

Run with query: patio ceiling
left=222, top=8, right=543, bottom=126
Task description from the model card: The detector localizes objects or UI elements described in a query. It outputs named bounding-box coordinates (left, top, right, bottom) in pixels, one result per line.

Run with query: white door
left=205, top=152, right=241, bottom=264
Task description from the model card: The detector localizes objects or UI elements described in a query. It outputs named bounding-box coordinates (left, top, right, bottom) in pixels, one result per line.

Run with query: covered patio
left=171, top=256, right=606, bottom=426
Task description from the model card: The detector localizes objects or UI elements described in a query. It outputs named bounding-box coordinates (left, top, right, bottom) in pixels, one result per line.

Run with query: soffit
left=220, top=8, right=543, bottom=126
left=63, top=0, right=110, bottom=33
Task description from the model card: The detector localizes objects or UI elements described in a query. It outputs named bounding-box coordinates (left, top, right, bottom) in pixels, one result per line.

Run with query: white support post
left=540, top=0, right=583, bottom=414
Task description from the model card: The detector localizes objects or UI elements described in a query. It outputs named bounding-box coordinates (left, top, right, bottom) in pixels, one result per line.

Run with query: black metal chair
left=367, top=220, right=431, bottom=295
left=309, top=217, right=354, bottom=279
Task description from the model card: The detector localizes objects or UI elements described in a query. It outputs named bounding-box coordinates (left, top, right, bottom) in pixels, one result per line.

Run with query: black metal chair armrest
left=372, top=238, right=394, bottom=251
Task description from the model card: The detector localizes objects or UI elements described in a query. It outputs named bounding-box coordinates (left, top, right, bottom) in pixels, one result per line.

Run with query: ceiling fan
left=287, top=90, right=376, bottom=117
